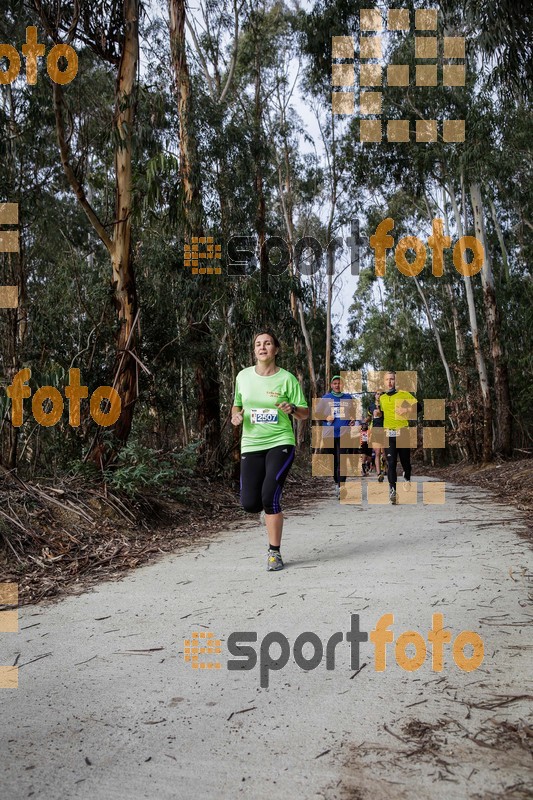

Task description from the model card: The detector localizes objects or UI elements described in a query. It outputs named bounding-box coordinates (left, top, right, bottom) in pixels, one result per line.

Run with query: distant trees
left=35, top=0, right=141, bottom=464
left=0, top=0, right=529, bottom=481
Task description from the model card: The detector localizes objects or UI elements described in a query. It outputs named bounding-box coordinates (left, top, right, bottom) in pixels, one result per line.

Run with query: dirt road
left=1, top=477, right=532, bottom=799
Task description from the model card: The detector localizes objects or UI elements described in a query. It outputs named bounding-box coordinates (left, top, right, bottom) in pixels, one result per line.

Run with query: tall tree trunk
left=274, top=128, right=317, bottom=399
left=2, top=83, right=27, bottom=469
left=446, top=281, right=466, bottom=364
left=470, top=183, right=512, bottom=456
left=260, top=64, right=315, bottom=446
left=214, top=166, right=240, bottom=472
left=46, top=1, right=140, bottom=464
left=324, top=117, right=337, bottom=388
left=274, top=128, right=316, bottom=449
left=487, top=193, right=510, bottom=283
left=325, top=257, right=333, bottom=387
left=109, top=0, right=140, bottom=449
left=413, top=277, right=454, bottom=395
left=252, top=45, right=268, bottom=305
left=441, top=198, right=470, bottom=459
left=447, top=178, right=493, bottom=462
left=169, top=0, right=202, bottom=234
left=441, top=192, right=466, bottom=365
left=169, top=0, right=220, bottom=463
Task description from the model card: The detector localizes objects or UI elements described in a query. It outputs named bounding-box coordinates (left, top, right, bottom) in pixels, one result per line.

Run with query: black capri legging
left=385, top=436, right=412, bottom=488
left=240, top=445, right=295, bottom=515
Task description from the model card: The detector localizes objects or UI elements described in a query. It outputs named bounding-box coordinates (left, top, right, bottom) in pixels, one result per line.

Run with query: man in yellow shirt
left=379, top=371, right=421, bottom=504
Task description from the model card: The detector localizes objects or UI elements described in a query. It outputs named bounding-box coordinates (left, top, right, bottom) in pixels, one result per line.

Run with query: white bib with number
left=386, top=429, right=399, bottom=437
left=251, top=408, right=279, bottom=424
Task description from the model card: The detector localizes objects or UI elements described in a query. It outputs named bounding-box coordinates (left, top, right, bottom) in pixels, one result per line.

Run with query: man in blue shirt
left=317, top=376, right=358, bottom=497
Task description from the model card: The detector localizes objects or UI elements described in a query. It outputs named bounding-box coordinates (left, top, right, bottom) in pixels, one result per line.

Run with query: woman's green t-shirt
left=233, top=366, right=308, bottom=453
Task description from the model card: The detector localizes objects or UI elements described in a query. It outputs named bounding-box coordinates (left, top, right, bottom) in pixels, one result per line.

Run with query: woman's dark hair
left=253, top=329, right=281, bottom=351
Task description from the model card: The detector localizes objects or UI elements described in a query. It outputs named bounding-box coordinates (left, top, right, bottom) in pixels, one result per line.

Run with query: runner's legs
left=240, top=445, right=295, bottom=513
left=240, top=450, right=266, bottom=513
left=263, top=445, right=295, bottom=547
left=385, top=436, right=398, bottom=488
left=240, top=445, right=295, bottom=547
left=398, top=447, right=411, bottom=481
left=262, top=445, right=295, bottom=513
left=333, top=436, right=341, bottom=485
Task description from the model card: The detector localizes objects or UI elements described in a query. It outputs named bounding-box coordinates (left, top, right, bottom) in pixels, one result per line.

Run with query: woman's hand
left=231, top=411, right=244, bottom=426
left=276, top=402, right=294, bottom=415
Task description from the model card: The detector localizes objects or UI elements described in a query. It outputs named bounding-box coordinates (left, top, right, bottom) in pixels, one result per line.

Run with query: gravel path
left=1, top=476, right=532, bottom=799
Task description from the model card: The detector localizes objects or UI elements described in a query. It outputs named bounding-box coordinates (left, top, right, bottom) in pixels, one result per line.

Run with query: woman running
left=231, top=330, right=309, bottom=571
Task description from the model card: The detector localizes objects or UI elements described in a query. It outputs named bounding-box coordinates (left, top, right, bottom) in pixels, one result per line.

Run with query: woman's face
left=254, top=334, right=278, bottom=362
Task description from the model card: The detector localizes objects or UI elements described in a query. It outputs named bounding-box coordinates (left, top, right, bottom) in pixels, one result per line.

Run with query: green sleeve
left=233, top=376, right=242, bottom=407
left=288, top=375, right=307, bottom=408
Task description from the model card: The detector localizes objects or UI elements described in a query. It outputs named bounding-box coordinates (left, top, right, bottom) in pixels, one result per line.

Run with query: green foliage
left=102, top=440, right=201, bottom=498
left=0, top=0, right=529, bottom=481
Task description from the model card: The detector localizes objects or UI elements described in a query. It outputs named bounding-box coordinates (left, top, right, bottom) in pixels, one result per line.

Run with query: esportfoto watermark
left=4, top=368, right=121, bottom=428
left=196, top=217, right=483, bottom=283
left=184, top=613, right=485, bottom=688
left=0, top=27, right=78, bottom=86
left=332, top=8, right=466, bottom=144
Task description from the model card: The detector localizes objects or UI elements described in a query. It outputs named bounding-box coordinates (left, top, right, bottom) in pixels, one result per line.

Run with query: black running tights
left=385, top=438, right=411, bottom=489
left=240, top=445, right=295, bottom=515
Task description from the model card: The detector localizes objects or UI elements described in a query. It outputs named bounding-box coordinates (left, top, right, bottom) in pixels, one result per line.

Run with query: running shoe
left=389, top=487, right=397, bottom=505
left=404, top=478, right=412, bottom=491
left=335, top=484, right=341, bottom=499
left=378, top=472, right=384, bottom=483
left=267, top=550, right=284, bottom=571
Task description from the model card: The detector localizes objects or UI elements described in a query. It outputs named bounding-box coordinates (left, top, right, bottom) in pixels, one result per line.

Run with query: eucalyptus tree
left=34, top=0, right=142, bottom=463
left=297, top=0, right=363, bottom=387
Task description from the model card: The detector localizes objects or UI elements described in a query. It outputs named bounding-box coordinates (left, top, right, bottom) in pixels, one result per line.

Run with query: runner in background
left=359, top=418, right=372, bottom=475
left=316, top=376, right=357, bottom=498
left=369, top=390, right=385, bottom=482
left=231, top=330, right=308, bottom=571
left=379, top=371, right=422, bottom=504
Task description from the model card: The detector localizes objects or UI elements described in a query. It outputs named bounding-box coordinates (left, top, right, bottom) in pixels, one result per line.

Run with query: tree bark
left=108, top=0, right=140, bottom=449
left=169, top=0, right=220, bottom=464
left=274, top=124, right=317, bottom=399
left=325, top=258, right=333, bottom=388
left=470, top=182, right=512, bottom=456
left=487, top=194, right=510, bottom=283
left=446, top=281, right=466, bottom=363
left=413, top=277, right=454, bottom=395
left=324, top=117, right=337, bottom=388
left=441, top=193, right=466, bottom=365
left=46, top=1, right=140, bottom=464
left=252, top=44, right=268, bottom=306
left=169, top=0, right=203, bottom=235
left=2, top=83, right=27, bottom=469
left=447, top=178, right=493, bottom=461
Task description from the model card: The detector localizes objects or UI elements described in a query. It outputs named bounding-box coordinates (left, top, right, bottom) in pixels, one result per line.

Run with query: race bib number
left=250, top=408, right=278, bottom=424
left=361, top=431, right=368, bottom=443
left=386, top=429, right=399, bottom=437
